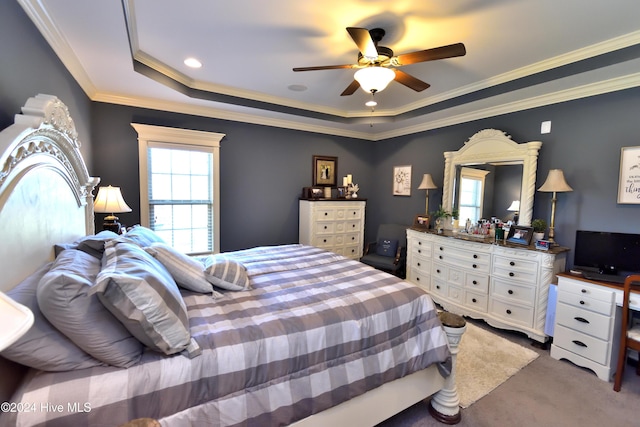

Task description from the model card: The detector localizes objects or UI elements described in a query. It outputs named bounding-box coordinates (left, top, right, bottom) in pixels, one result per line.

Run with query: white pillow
left=203, top=256, right=250, bottom=291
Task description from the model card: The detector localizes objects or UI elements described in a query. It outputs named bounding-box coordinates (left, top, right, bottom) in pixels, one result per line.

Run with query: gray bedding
left=2, top=245, right=450, bottom=427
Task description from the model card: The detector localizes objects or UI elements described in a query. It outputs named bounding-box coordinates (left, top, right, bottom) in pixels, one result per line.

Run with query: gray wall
left=3, top=0, right=640, bottom=268
left=0, top=1, right=93, bottom=168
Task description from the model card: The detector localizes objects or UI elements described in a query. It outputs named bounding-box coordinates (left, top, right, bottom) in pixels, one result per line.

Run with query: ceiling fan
left=293, top=27, right=466, bottom=96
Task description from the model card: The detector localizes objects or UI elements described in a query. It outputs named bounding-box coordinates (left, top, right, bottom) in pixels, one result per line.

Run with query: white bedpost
left=429, top=312, right=466, bottom=424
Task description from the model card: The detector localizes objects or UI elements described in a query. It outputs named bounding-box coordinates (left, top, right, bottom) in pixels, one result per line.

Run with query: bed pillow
left=144, top=242, right=221, bottom=296
left=118, top=225, right=165, bottom=248
left=376, top=238, right=399, bottom=257
left=94, top=241, right=192, bottom=355
left=203, top=256, right=250, bottom=291
left=54, top=230, right=119, bottom=258
left=0, top=263, right=103, bottom=371
left=37, top=249, right=143, bottom=367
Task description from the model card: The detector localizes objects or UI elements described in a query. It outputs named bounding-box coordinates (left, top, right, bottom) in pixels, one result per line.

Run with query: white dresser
left=550, top=274, right=622, bottom=381
left=407, top=228, right=567, bottom=342
left=299, top=199, right=366, bottom=259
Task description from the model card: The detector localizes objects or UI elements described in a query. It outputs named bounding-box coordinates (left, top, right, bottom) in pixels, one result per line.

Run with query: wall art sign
left=618, top=146, right=640, bottom=204
left=393, top=165, right=412, bottom=196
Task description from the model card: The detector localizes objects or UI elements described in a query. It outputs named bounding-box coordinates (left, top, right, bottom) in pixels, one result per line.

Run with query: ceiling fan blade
left=346, top=27, right=378, bottom=60
left=395, top=43, right=466, bottom=66
left=394, top=69, right=430, bottom=92
left=340, top=80, right=361, bottom=96
left=293, top=64, right=356, bottom=72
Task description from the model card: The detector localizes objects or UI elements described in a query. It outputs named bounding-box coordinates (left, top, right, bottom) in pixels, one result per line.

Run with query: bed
left=0, top=94, right=465, bottom=427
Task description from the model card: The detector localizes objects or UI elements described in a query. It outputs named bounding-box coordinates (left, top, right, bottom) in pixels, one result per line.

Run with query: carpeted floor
left=377, top=318, right=640, bottom=427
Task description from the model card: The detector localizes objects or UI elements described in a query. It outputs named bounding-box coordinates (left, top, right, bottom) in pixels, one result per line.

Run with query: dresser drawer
left=337, top=220, right=361, bottom=234
left=312, top=235, right=334, bottom=247
left=465, top=273, right=489, bottom=293
left=433, top=246, right=491, bottom=273
left=448, top=285, right=464, bottom=304
left=465, top=291, right=488, bottom=312
left=341, top=245, right=360, bottom=259
left=492, top=265, right=538, bottom=284
left=555, top=302, right=612, bottom=341
left=314, top=222, right=336, bottom=234
left=491, top=278, right=536, bottom=306
left=557, top=278, right=616, bottom=304
left=493, top=257, right=538, bottom=273
left=336, top=206, right=363, bottom=220
left=431, top=279, right=448, bottom=298
left=557, top=290, right=614, bottom=316
left=489, top=297, right=534, bottom=327
left=410, top=269, right=431, bottom=291
left=313, top=208, right=337, bottom=221
left=554, top=324, right=610, bottom=365
left=338, top=232, right=360, bottom=246
left=410, top=254, right=431, bottom=274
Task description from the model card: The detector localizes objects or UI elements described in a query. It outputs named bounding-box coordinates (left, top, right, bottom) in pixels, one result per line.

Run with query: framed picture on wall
left=617, top=146, right=640, bottom=204
left=393, top=165, right=412, bottom=196
left=313, top=155, right=338, bottom=187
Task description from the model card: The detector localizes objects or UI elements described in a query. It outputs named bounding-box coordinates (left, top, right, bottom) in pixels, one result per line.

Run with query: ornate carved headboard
left=0, top=94, right=99, bottom=293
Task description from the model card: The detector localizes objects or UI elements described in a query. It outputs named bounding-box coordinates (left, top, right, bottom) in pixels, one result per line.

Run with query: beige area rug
left=455, top=322, right=539, bottom=408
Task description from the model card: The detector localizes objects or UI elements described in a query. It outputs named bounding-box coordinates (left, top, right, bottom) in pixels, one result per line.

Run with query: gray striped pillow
left=94, top=241, right=192, bottom=355
left=204, top=257, right=250, bottom=291
left=144, top=242, right=220, bottom=296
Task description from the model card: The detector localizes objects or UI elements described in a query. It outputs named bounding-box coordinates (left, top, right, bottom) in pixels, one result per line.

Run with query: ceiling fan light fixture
left=365, top=99, right=377, bottom=107
left=354, top=67, right=395, bottom=93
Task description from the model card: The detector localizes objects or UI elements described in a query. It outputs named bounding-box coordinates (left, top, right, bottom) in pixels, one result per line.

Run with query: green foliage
left=432, top=205, right=452, bottom=219
left=532, top=218, right=547, bottom=232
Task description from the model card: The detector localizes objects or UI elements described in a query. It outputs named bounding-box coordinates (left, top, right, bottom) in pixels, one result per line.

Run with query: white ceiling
left=19, top=0, right=640, bottom=140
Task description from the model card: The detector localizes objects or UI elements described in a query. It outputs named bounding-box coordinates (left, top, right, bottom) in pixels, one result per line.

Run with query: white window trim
left=132, top=123, right=224, bottom=254
left=460, top=167, right=490, bottom=222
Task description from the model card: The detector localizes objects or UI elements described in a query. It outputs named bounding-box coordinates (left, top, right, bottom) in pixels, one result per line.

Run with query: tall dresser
left=407, top=228, right=568, bottom=342
left=299, top=199, right=366, bottom=259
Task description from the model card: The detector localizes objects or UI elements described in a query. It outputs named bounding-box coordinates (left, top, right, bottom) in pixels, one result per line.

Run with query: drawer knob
left=324, top=225, right=328, bottom=229
left=351, top=236, right=355, bottom=240
left=436, top=285, right=440, bottom=289
left=439, top=246, right=443, bottom=251
left=472, top=280, right=478, bottom=285
left=472, top=298, right=477, bottom=303
left=509, top=272, right=515, bottom=277
left=572, top=340, right=588, bottom=348
left=510, top=261, right=515, bottom=266
left=324, top=212, right=328, bottom=216
left=436, top=269, right=441, bottom=274
left=352, top=224, right=355, bottom=228
left=574, top=316, right=590, bottom=324
left=508, top=289, right=514, bottom=295
left=417, top=262, right=421, bottom=267
left=579, top=300, right=585, bottom=305
left=439, top=255, right=443, bottom=259
left=416, top=277, right=420, bottom=281
left=506, top=309, right=512, bottom=315
left=473, top=264, right=478, bottom=269
left=581, top=289, right=587, bottom=293
left=418, top=241, right=422, bottom=245
left=473, top=254, right=478, bottom=259
left=418, top=249, right=422, bottom=254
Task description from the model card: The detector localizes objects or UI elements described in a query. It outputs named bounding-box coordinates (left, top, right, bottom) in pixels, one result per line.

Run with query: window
left=458, top=167, right=489, bottom=224
left=132, top=124, right=224, bottom=254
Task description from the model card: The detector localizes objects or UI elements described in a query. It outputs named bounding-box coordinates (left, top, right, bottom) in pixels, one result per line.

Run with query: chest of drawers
left=550, top=275, right=621, bottom=381
left=407, top=228, right=567, bottom=342
left=299, top=200, right=366, bottom=259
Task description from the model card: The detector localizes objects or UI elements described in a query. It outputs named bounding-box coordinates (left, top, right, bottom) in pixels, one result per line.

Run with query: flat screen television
left=574, top=230, right=640, bottom=276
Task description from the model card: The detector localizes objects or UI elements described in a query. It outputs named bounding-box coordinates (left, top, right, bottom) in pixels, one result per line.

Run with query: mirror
left=442, top=129, right=542, bottom=226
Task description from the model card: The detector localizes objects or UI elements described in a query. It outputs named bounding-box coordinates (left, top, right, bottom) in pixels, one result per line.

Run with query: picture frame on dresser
left=617, top=146, right=640, bottom=204
left=507, top=225, right=533, bottom=246
left=413, top=214, right=430, bottom=230
left=312, top=155, right=338, bottom=187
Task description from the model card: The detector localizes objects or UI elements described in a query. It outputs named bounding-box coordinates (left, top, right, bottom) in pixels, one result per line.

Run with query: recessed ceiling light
left=365, top=100, right=377, bottom=107
left=184, top=57, right=202, bottom=68
left=288, top=84, right=307, bottom=92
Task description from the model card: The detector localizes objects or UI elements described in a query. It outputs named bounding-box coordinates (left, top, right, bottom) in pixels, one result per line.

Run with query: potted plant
left=532, top=218, right=547, bottom=242
left=432, top=205, right=451, bottom=233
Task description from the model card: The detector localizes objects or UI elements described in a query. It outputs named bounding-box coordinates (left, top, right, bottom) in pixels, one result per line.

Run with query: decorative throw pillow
left=203, top=256, right=250, bottom=291
left=376, top=238, right=399, bottom=257
left=118, top=225, right=165, bottom=248
left=54, top=230, right=119, bottom=258
left=94, top=241, right=192, bottom=355
left=37, top=249, right=143, bottom=367
left=1, top=263, right=103, bottom=371
left=144, top=242, right=221, bottom=296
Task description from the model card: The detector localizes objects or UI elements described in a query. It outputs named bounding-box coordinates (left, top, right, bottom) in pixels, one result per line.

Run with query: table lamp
left=418, top=174, right=438, bottom=215
left=507, top=200, right=520, bottom=224
left=538, top=169, right=573, bottom=244
left=94, top=185, right=132, bottom=233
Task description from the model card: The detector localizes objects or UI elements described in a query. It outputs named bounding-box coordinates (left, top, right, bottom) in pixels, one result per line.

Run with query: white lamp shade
left=418, top=174, right=437, bottom=190
left=94, top=185, right=132, bottom=214
left=538, top=169, right=573, bottom=192
left=0, top=292, right=34, bottom=351
left=507, top=200, right=520, bottom=211
left=354, top=67, right=396, bottom=93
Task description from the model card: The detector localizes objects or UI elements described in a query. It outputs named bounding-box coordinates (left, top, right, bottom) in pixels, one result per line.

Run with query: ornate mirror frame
left=442, top=129, right=542, bottom=226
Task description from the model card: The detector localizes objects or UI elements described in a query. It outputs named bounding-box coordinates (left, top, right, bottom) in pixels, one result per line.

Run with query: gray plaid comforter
left=3, top=245, right=450, bottom=427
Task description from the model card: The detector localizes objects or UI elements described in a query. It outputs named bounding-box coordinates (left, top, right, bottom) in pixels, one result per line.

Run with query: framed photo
left=617, top=146, right=640, bottom=204
left=507, top=225, right=534, bottom=246
left=413, top=214, right=430, bottom=230
left=313, top=155, right=337, bottom=187
left=393, top=165, right=412, bottom=196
